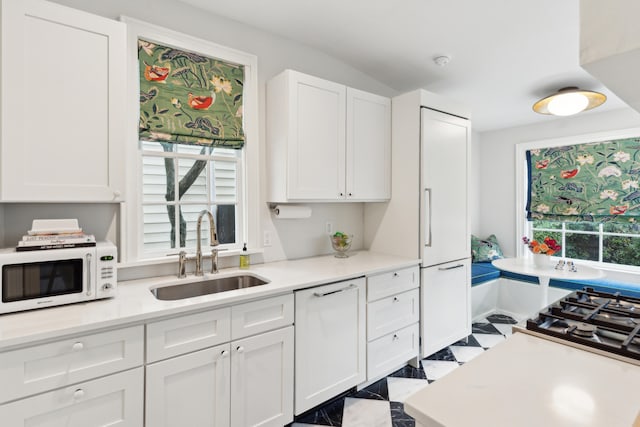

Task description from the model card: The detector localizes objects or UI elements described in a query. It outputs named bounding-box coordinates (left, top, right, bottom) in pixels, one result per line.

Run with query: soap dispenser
left=239, top=243, right=250, bottom=269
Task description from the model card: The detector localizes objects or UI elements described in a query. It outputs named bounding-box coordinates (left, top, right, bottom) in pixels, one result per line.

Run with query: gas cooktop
left=524, top=287, right=640, bottom=365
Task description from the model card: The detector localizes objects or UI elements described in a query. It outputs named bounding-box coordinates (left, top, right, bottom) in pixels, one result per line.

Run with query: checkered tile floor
left=288, top=313, right=519, bottom=427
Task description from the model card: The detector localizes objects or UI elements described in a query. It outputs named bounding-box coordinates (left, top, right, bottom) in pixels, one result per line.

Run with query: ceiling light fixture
left=433, top=55, right=451, bottom=67
left=533, top=87, right=606, bottom=116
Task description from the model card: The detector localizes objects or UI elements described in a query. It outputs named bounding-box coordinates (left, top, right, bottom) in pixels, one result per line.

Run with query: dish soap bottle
left=239, top=243, right=250, bottom=269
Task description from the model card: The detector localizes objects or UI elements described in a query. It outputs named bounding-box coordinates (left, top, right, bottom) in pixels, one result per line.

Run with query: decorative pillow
left=471, top=234, right=505, bottom=263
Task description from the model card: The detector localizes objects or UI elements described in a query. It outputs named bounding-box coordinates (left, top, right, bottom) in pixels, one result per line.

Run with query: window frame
left=515, top=127, right=640, bottom=272
left=140, top=144, right=244, bottom=258
left=121, top=17, right=259, bottom=263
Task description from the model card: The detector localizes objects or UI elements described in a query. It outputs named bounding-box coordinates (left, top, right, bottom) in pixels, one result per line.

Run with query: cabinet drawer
left=0, top=325, right=143, bottom=404
left=231, top=294, right=293, bottom=340
left=367, top=266, right=419, bottom=302
left=367, top=288, right=419, bottom=341
left=367, top=323, right=419, bottom=380
left=147, top=308, right=231, bottom=363
left=0, top=367, right=143, bottom=426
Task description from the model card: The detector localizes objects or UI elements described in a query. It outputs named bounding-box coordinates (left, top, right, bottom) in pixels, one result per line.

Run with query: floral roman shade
left=138, top=39, right=245, bottom=148
left=526, top=137, right=640, bottom=223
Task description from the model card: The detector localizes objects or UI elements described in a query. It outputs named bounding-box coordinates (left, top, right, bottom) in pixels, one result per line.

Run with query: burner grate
left=526, top=287, right=640, bottom=363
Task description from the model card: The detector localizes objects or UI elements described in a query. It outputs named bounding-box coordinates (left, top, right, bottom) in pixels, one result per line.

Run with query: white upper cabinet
left=0, top=0, right=126, bottom=202
left=346, top=88, right=391, bottom=200
left=267, top=70, right=391, bottom=202
left=580, top=1, right=640, bottom=113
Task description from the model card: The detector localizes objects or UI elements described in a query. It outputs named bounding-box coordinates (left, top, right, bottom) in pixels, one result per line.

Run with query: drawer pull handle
left=72, top=342, right=84, bottom=351
left=313, top=283, right=356, bottom=297
left=220, top=350, right=228, bottom=358
left=73, top=389, right=85, bottom=400
left=393, top=272, right=399, bottom=277
left=392, top=334, right=399, bottom=341
left=438, top=264, right=464, bottom=271
left=393, top=297, right=399, bottom=303
left=236, top=346, right=245, bottom=353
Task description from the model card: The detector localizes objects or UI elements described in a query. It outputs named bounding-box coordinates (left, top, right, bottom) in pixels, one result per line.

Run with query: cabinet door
left=0, top=325, right=144, bottom=404
left=0, top=0, right=126, bottom=201
left=0, top=367, right=143, bottom=427
left=346, top=88, right=391, bottom=201
left=294, top=278, right=366, bottom=415
left=230, top=326, right=294, bottom=427
left=146, top=343, right=231, bottom=427
left=420, top=108, right=470, bottom=265
left=287, top=71, right=346, bottom=200
left=421, top=259, right=471, bottom=357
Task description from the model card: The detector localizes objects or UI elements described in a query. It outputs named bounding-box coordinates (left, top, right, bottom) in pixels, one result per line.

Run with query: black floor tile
left=486, top=313, right=518, bottom=324
left=390, top=401, right=415, bottom=427
left=294, top=395, right=345, bottom=426
left=424, top=346, right=456, bottom=361
left=472, top=322, right=502, bottom=335
left=352, top=378, right=389, bottom=401
left=388, top=362, right=427, bottom=380
left=451, top=334, right=481, bottom=347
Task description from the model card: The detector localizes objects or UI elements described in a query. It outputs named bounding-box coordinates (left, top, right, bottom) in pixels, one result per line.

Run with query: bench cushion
left=471, top=262, right=640, bottom=298
left=471, top=262, right=501, bottom=285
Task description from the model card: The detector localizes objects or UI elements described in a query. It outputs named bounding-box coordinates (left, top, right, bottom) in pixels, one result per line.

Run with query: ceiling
left=179, top=0, right=629, bottom=132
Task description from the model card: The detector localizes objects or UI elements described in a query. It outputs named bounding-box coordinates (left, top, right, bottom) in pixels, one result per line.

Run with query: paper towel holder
left=269, top=203, right=312, bottom=219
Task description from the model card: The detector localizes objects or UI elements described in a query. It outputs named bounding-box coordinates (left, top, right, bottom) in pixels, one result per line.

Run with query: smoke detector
left=433, top=55, right=451, bottom=67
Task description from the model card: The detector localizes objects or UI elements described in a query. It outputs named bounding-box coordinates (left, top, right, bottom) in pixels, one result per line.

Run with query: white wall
left=10, top=0, right=399, bottom=262
left=477, top=107, right=640, bottom=257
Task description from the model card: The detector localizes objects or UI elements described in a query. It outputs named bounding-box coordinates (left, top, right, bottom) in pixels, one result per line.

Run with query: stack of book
left=16, top=219, right=96, bottom=251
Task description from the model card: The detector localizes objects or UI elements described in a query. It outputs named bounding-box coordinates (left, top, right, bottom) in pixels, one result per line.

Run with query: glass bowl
left=330, top=234, right=352, bottom=258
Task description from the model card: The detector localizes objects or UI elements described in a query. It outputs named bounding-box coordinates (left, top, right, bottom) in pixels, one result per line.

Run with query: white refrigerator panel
left=420, top=108, right=471, bottom=266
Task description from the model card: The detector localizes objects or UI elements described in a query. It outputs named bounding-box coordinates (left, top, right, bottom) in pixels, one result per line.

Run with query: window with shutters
left=123, top=18, right=258, bottom=263
left=140, top=141, right=243, bottom=257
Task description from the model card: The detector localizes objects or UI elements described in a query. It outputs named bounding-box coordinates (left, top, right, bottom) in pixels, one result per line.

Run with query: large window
left=516, top=128, right=640, bottom=272
left=141, top=141, right=243, bottom=257
left=530, top=220, right=640, bottom=267
left=123, top=18, right=259, bottom=263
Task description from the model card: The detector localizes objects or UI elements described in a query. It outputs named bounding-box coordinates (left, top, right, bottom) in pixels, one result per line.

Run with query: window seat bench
left=472, top=262, right=640, bottom=297
left=471, top=262, right=640, bottom=320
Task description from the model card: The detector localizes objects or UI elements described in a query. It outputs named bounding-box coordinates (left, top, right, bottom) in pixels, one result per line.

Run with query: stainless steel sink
left=150, top=274, right=269, bottom=301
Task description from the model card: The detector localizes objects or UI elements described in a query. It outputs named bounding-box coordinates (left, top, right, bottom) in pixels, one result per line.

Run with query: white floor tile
left=341, top=397, right=391, bottom=427
left=387, top=377, right=429, bottom=403
left=449, top=345, right=485, bottom=363
left=493, top=323, right=515, bottom=336
left=473, top=333, right=506, bottom=348
left=421, top=360, right=459, bottom=381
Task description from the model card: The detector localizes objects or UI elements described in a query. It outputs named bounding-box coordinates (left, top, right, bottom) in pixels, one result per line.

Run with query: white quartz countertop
left=0, top=251, right=418, bottom=350
left=405, top=332, right=640, bottom=427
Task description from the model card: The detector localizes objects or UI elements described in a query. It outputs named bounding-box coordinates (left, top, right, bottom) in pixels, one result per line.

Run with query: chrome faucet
left=195, top=209, right=220, bottom=275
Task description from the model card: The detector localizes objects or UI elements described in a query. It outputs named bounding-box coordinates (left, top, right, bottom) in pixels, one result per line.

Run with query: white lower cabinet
left=0, top=366, right=143, bottom=427
left=294, top=278, right=366, bottom=415
left=421, top=259, right=471, bottom=357
left=367, top=323, right=419, bottom=379
left=231, top=327, right=294, bottom=427
left=366, top=266, right=420, bottom=380
left=145, top=294, right=295, bottom=427
left=145, top=343, right=231, bottom=427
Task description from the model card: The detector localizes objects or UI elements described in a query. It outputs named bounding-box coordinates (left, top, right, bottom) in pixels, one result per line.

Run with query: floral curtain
left=138, top=39, right=245, bottom=148
left=526, top=136, right=640, bottom=223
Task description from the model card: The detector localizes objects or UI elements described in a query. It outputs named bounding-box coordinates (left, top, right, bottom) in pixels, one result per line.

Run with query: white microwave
left=0, top=242, right=117, bottom=314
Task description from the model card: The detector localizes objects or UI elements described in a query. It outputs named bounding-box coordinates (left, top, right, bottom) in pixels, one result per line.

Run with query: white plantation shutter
left=141, top=143, right=241, bottom=255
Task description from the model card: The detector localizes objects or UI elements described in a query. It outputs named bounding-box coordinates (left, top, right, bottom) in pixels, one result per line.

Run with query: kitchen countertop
left=404, top=332, right=640, bottom=427
left=0, top=251, right=418, bottom=350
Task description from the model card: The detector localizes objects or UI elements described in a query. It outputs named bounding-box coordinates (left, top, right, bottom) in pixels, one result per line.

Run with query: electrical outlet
left=325, top=222, right=334, bottom=234
left=263, top=230, right=272, bottom=247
